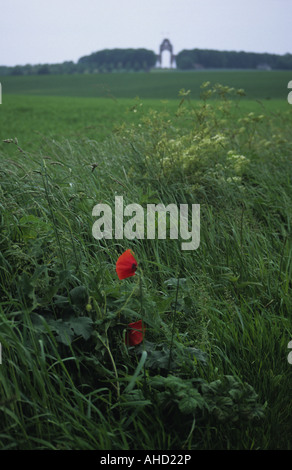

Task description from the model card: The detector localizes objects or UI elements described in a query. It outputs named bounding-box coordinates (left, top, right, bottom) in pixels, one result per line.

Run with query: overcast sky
left=1, top=0, right=292, bottom=66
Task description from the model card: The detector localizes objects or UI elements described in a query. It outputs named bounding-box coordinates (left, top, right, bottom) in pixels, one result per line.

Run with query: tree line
left=0, top=49, right=157, bottom=76
left=176, top=48, right=292, bottom=70
left=1, top=47, right=291, bottom=76
left=78, top=48, right=157, bottom=72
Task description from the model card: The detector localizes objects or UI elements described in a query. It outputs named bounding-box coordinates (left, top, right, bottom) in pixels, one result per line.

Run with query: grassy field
left=1, top=70, right=291, bottom=100
left=0, top=94, right=287, bottom=151
left=0, top=71, right=291, bottom=450
left=0, top=70, right=290, bottom=149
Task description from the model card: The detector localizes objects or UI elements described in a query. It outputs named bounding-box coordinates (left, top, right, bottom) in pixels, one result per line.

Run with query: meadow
left=0, top=70, right=291, bottom=450
left=1, top=70, right=291, bottom=100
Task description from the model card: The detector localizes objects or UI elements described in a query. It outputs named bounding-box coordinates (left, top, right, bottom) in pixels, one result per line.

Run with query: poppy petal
left=116, top=249, right=138, bottom=280
left=125, top=320, right=145, bottom=346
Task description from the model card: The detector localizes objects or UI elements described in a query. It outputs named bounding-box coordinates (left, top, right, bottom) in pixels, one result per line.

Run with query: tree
left=78, top=48, right=156, bottom=72
left=176, top=48, right=292, bottom=70
left=38, top=64, right=50, bottom=75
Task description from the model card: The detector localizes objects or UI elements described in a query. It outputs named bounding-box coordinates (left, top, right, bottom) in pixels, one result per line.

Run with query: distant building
left=156, top=39, right=176, bottom=69
left=193, top=63, right=205, bottom=70
left=257, top=63, right=272, bottom=70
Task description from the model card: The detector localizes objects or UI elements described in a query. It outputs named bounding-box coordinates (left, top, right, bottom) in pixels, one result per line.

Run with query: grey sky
left=1, top=0, right=292, bottom=66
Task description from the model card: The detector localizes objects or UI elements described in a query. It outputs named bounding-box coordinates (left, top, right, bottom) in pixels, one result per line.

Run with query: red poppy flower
left=116, top=249, right=138, bottom=280
left=125, top=320, right=145, bottom=346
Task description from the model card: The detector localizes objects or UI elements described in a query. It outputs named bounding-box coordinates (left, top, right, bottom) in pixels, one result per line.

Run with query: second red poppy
left=125, top=320, right=145, bottom=346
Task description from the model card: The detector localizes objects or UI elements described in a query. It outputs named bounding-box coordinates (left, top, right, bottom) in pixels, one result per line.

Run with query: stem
left=41, top=160, right=66, bottom=270
left=97, top=333, right=120, bottom=401
left=168, top=275, right=180, bottom=373
left=138, top=272, right=147, bottom=388
left=277, top=235, right=287, bottom=293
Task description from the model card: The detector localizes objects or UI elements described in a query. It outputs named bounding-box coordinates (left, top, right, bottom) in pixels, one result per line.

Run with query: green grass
left=0, top=75, right=291, bottom=450
left=1, top=94, right=198, bottom=151
left=1, top=70, right=290, bottom=149
left=1, top=70, right=291, bottom=100
left=0, top=93, right=289, bottom=153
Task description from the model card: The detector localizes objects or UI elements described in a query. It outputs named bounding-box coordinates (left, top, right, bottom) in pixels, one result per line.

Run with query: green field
left=1, top=70, right=291, bottom=99
left=0, top=70, right=291, bottom=149
left=0, top=71, right=292, bottom=450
